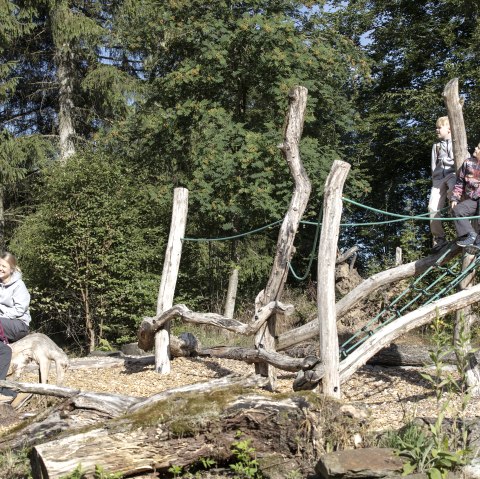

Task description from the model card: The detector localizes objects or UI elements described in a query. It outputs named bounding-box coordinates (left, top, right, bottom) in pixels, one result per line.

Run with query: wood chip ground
left=2, top=355, right=479, bottom=436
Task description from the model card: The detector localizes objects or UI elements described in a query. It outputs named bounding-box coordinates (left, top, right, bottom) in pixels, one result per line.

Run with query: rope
left=343, top=197, right=480, bottom=221
left=340, top=247, right=480, bottom=358
left=182, top=219, right=283, bottom=242
left=288, top=206, right=323, bottom=281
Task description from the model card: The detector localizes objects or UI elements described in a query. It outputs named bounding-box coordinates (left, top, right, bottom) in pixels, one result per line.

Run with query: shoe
left=431, top=237, right=448, bottom=253
left=457, top=233, right=477, bottom=247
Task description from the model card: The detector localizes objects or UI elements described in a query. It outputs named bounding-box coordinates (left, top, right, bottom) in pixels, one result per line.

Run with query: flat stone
left=315, top=448, right=403, bottom=479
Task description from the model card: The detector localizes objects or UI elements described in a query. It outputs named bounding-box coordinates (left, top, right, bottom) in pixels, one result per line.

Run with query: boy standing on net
left=429, top=116, right=455, bottom=252
left=451, top=143, right=480, bottom=248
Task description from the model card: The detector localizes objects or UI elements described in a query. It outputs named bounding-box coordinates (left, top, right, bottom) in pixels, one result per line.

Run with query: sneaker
left=431, top=237, right=448, bottom=253
left=457, top=233, right=477, bottom=247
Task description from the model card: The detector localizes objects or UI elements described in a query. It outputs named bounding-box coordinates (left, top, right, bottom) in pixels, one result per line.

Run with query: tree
left=110, top=0, right=371, bottom=304
left=11, top=149, right=168, bottom=352
left=330, top=0, right=480, bottom=262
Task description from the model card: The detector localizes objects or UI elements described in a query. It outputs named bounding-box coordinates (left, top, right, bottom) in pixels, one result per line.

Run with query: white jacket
left=0, top=271, right=31, bottom=325
left=431, top=139, right=455, bottom=181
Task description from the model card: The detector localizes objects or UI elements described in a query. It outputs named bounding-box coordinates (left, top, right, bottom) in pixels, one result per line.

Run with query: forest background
left=1, top=0, right=479, bottom=354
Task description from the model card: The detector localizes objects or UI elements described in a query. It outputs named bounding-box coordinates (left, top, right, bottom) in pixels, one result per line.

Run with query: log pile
left=0, top=374, right=368, bottom=479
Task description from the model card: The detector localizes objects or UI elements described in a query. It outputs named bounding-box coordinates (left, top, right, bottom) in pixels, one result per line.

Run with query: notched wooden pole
left=317, top=160, right=350, bottom=399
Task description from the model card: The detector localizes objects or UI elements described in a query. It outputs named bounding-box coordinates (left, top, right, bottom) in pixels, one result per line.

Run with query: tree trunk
left=0, top=185, right=4, bottom=251
left=254, top=85, right=311, bottom=389
left=317, top=160, right=350, bottom=399
left=224, top=268, right=239, bottom=319
left=29, top=391, right=325, bottom=479
left=150, top=187, right=188, bottom=373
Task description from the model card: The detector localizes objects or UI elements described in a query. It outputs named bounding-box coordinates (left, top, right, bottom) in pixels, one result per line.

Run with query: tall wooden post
left=155, top=187, right=189, bottom=374
left=443, top=78, right=480, bottom=395
left=224, top=268, right=239, bottom=319
left=318, top=160, right=350, bottom=399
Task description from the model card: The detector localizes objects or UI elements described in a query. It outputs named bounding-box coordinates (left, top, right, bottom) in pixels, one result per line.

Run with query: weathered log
left=198, top=346, right=320, bottom=372
left=277, top=244, right=461, bottom=351
left=137, top=301, right=294, bottom=343
left=254, top=85, right=311, bottom=389
left=224, top=267, right=239, bottom=319
left=293, top=282, right=480, bottom=391
left=443, top=78, right=480, bottom=395
left=336, top=246, right=358, bottom=265
left=367, top=342, right=477, bottom=367
left=0, top=375, right=270, bottom=455
left=318, top=160, right=350, bottom=398
left=29, top=388, right=343, bottom=479
left=340, top=283, right=480, bottom=384
left=0, top=379, right=140, bottom=415
left=152, top=187, right=189, bottom=373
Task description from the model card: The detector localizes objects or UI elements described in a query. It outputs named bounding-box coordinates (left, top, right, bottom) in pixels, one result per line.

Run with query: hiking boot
left=457, top=233, right=477, bottom=247
left=431, top=237, right=448, bottom=253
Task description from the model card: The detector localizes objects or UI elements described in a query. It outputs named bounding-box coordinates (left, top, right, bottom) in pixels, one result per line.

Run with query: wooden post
left=395, top=247, right=402, bottom=266
left=254, top=86, right=311, bottom=390
left=443, top=78, right=480, bottom=395
left=318, top=160, right=350, bottom=399
left=223, top=268, right=239, bottom=319
left=155, top=187, right=189, bottom=374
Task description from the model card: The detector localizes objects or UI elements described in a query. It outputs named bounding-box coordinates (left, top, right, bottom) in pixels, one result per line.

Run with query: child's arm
left=431, top=143, right=438, bottom=174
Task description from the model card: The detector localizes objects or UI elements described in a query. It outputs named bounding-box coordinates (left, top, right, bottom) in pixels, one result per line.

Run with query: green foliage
left=0, top=447, right=32, bottom=479
left=168, top=464, right=183, bottom=478
left=230, top=431, right=263, bottom=479
left=11, top=149, right=167, bottom=351
left=59, top=464, right=123, bottom=479
left=381, top=315, right=473, bottom=478
left=59, top=464, right=84, bottom=479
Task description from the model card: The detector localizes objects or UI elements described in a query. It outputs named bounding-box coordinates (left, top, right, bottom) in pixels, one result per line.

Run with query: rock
left=120, top=342, right=152, bottom=356
left=315, top=448, right=403, bottom=479
left=462, top=458, right=480, bottom=479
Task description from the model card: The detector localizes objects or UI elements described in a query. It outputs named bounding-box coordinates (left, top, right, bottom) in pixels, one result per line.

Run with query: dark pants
left=453, top=199, right=479, bottom=238
left=0, top=318, right=29, bottom=384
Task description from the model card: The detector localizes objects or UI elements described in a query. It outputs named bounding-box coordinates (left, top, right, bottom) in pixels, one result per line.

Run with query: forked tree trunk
left=443, top=78, right=480, bottom=395
left=254, top=86, right=311, bottom=390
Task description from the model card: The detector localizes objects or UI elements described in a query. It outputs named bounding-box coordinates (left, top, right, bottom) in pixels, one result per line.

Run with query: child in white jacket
left=429, top=116, right=456, bottom=252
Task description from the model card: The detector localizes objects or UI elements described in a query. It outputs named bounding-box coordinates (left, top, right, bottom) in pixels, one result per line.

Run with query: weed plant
left=381, top=314, right=473, bottom=479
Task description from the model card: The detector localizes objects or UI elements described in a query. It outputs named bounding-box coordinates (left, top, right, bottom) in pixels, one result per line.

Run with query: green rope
left=182, top=219, right=283, bottom=242
left=340, top=248, right=480, bottom=358
left=343, top=197, right=480, bottom=221
left=288, top=206, right=323, bottom=281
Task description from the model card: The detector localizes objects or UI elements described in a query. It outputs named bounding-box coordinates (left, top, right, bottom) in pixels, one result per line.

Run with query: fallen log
left=0, top=374, right=269, bottom=453
left=29, top=387, right=355, bottom=479
left=138, top=301, right=294, bottom=352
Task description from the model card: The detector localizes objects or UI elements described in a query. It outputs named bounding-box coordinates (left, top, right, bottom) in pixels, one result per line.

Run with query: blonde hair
left=0, top=252, right=19, bottom=272
left=436, top=116, right=450, bottom=128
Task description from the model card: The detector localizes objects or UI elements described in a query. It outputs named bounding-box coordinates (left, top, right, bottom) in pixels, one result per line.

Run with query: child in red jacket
left=451, top=143, right=480, bottom=248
